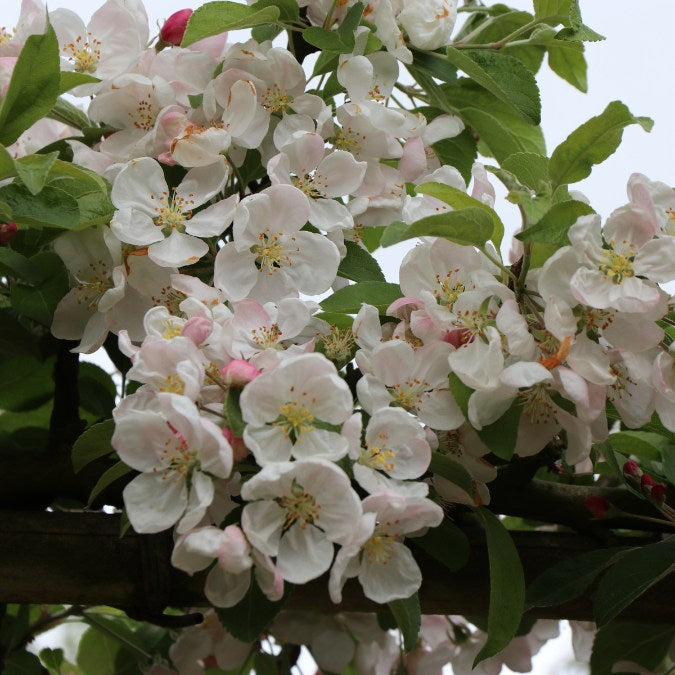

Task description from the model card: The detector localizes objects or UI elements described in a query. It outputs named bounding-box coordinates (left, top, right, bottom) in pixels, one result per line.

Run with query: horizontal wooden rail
left=1, top=511, right=673, bottom=622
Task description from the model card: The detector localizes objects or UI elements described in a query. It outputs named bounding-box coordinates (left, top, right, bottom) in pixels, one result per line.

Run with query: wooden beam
left=1, top=511, right=673, bottom=622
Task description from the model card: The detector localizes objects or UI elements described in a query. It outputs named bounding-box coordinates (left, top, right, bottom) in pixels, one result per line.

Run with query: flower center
left=250, top=323, right=282, bottom=348
left=434, top=270, right=465, bottom=308
left=160, top=424, right=199, bottom=479
left=277, top=480, right=321, bottom=529
left=276, top=402, right=315, bottom=439
left=517, top=383, right=555, bottom=424
left=333, top=127, right=363, bottom=154
left=63, top=34, right=101, bottom=74
left=128, top=96, right=157, bottom=131
left=73, top=260, right=113, bottom=309
left=254, top=231, right=289, bottom=273
left=360, top=443, right=396, bottom=473
left=363, top=533, right=396, bottom=564
left=153, top=192, right=193, bottom=234
left=320, top=326, right=355, bottom=363
left=261, top=85, right=293, bottom=113
left=160, top=373, right=186, bottom=395
left=291, top=174, right=324, bottom=199
left=0, top=27, right=13, bottom=44
left=600, top=249, right=634, bottom=284
left=388, top=378, right=429, bottom=412
left=161, top=320, right=183, bottom=340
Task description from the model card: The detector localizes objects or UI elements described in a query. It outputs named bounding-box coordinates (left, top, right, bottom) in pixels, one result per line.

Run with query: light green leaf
left=388, top=593, right=421, bottom=652
left=429, top=451, right=476, bottom=500
left=473, top=507, right=525, bottom=666
left=381, top=208, right=494, bottom=249
left=49, top=97, right=92, bottom=131
left=416, top=182, right=504, bottom=249
left=516, top=200, right=595, bottom=245
left=58, top=71, right=100, bottom=94
left=549, top=101, right=653, bottom=189
left=15, top=152, right=59, bottom=196
left=445, top=47, right=541, bottom=124
left=225, top=387, right=246, bottom=438
left=71, top=419, right=115, bottom=473
left=501, top=152, right=550, bottom=191
left=0, top=24, right=61, bottom=146
left=358, top=225, right=386, bottom=252
left=338, top=240, right=385, bottom=283
left=590, top=623, right=675, bottom=675
left=0, top=143, right=16, bottom=180
left=303, top=2, right=364, bottom=53
left=412, top=518, right=470, bottom=572
left=0, top=183, right=79, bottom=229
left=319, top=281, right=402, bottom=314
left=181, top=1, right=281, bottom=46
left=526, top=547, right=630, bottom=609
left=594, top=536, right=675, bottom=626
left=77, top=625, right=140, bottom=675
left=88, top=461, right=132, bottom=507
left=609, top=431, right=673, bottom=462
left=548, top=40, right=587, bottom=92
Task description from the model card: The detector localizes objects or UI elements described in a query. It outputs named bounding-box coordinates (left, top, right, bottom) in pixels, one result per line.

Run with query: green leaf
left=303, top=3, right=364, bottom=53
left=412, top=518, right=470, bottom=572
left=429, top=451, right=476, bottom=498
left=526, top=547, right=630, bottom=609
left=549, top=101, right=653, bottom=188
left=548, top=40, right=587, bottom=92
left=609, top=431, right=673, bottom=462
left=250, top=0, right=299, bottom=22
left=251, top=23, right=282, bottom=42
left=517, top=199, right=595, bottom=245
left=79, top=362, right=117, bottom=419
left=473, top=507, right=525, bottom=666
left=500, top=152, right=550, bottom=191
left=216, top=578, right=289, bottom=642
left=412, top=49, right=458, bottom=84
left=477, top=404, right=522, bottom=461
left=590, top=623, right=675, bottom=675
left=448, top=372, right=472, bottom=417
left=225, top=387, right=246, bottom=438
left=445, top=47, right=541, bottom=124
left=664, top=444, right=675, bottom=487
left=0, top=248, right=43, bottom=284
left=594, top=536, right=675, bottom=626
left=0, top=24, right=60, bottom=146
left=49, top=97, right=92, bottom=131
left=388, top=593, right=421, bottom=652
left=39, top=647, right=65, bottom=674
left=0, top=309, right=40, bottom=360
left=358, top=225, right=385, bottom=253
left=381, top=208, right=494, bottom=249
left=0, top=356, right=54, bottom=412
left=416, top=182, right=504, bottom=249
left=88, top=461, right=132, bottom=507
left=338, top=240, right=385, bottom=283
left=319, top=281, right=402, bottom=315
left=10, top=251, right=69, bottom=325
left=15, top=152, right=59, bottom=196
left=3, top=649, right=44, bottom=675
left=254, top=652, right=278, bottom=675
left=71, top=419, right=115, bottom=473
left=77, top=625, right=141, bottom=675
left=0, top=144, right=16, bottom=180
left=181, top=1, right=281, bottom=46
left=0, top=183, right=79, bottom=229
left=58, top=71, right=100, bottom=94
left=432, top=129, right=478, bottom=186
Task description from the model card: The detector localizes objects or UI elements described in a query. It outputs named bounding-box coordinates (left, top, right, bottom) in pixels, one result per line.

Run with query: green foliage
left=388, top=593, right=421, bottom=652
left=0, top=25, right=60, bottom=146
left=87, top=461, right=133, bottom=506
left=78, top=362, right=117, bottom=420
left=549, top=101, right=653, bottom=188
left=432, top=129, right=478, bottom=186
left=303, top=2, right=364, bottom=52
left=0, top=183, right=80, bottom=229
left=181, top=1, right=281, bottom=45
left=337, top=241, right=386, bottom=283
left=412, top=518, right=470, bottom=572
left=319, top=281, right=402, bottom=314
left=500, top=152, right=550, bottom=191
left=71, top=419, right=116, bottom=474
left=224, top=387, right=246, bottom=438
left=516, top=200, right=596, bottom=245
left=0, top=356, right=54, bottom=412
left=429, top=451, right=475, bottom=498
left=476, top=404, right=522, bottom=461
left=473, top=507, right=525, bottom=666
left=15, top=152, right=60, bottom=196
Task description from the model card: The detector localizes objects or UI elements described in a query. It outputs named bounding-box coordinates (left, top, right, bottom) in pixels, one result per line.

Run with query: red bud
left=650, top=483, right=667, bottom=504
left=160, top=9, right=193, bottom=46
left=0, top=221, right=17, bottom=245
left=584, top=495, right=610, bottom=519
left=622, top=460, right=642, bottom=479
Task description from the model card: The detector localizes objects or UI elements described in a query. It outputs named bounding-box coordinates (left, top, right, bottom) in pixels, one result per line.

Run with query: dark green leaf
left=429, top=451, right=475, bottom=498
left=303, top=2, right=364, bottom=52
left=251, top=23, right=282, bottom=42
left=445, top=47, right=541, bottom=124
left=412, top=518, right=470, bottom=572
left=87, top=461, right=132, bottom=507
left=416, top=182, right=504, bottom=249
left=517, top=200, right=595, bottom=245
left=319, top=281, right=401, bottom=315
left=39, top=647, right=65, bottom=674
left=609, top=431, right=673, bottom=462
left=549, top=101, right=653, bottom=188
left=358, top=225, right=386, bottom=253
left=526, top=547, right=630, bottom=609
left=15, top=152, right=59, bottom=196
left=0, top=25, right=60, bottom=146
left=338, top=240, right=385, bottom=283
left=412, top=49, right=458, bottom=84
left=216, top=577, right=289, bottom=642
left=181, top=1, right=280, bottom=46
left=10, top=251, right=69, bottom=325
left=71, top=420, right=115, bottom=473
left=0, top=248, right=43, bottom=284
left=49, top=97, right=92, bottom=131
left=0, top=356, right=54, bottom=412
left=594, top=536, right=675, bottom=626
left=58, top=71, right=100, bottom=95
left=477, top=404, right=522, bottom=461
left=0, top=183, right=79, bottom=229
left=225, top=387, right=246, bottom=438
left=0, top=309, right=40, bottom=360
left=590, top=622, right=675, bottom=675
left=473, top=507, right=525, bottom=666
left=311, top=50, right=339, bottom=78
left=388, top=592, right=421, bottom=652
left=500, top=152, right=550, bottom=191
left=254, top=652, right=278, bottom=675
left=79, top=362, right=117, bottom=419
left=250, top=0, right=299, bottom=22
left=381, top=208, right=494, bottom=249
left=432, top=129, right=478, bottom=186
left=3, top=649, right=44, bottom=675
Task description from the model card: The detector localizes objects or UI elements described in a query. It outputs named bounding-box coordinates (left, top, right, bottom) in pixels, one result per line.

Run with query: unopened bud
left=222, top=427, right=249, bottom=462
left=584, top=495, right=611, bottom=519
left=650, top=482, right=667, bottom=505
left=640, top=473, right=655, bottom=492
left=159, top=9, right=193, bottom=46
left=220, top=359, right=260, bottom=387
left=0, top=221, right=17, bottom=245
left=181, top=316, right=212, bottom=346
left=623, top=460, right=642, bottom=479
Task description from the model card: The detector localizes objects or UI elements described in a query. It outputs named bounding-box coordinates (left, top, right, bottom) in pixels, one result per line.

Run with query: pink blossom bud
left=181, top=316, right=212, bottom=346
left=221, top=427, right=249, bottom=462
left=650, top=483, right=667, bottom=505
left=640, top=473, right=654, bottom=493
left=0, top=221, right=17, bottom=245
left=584, top=496, right=610, bottom=519
left=220, top=359, right=261, bottom=387
left=160, top=9, right=193, bottom=46
left=623, top=460, right=642, bottom=479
